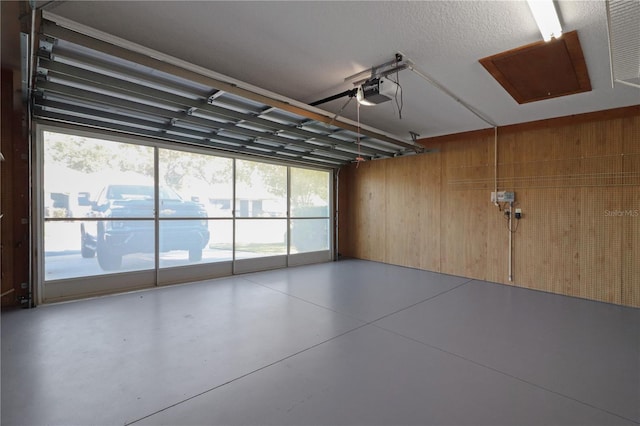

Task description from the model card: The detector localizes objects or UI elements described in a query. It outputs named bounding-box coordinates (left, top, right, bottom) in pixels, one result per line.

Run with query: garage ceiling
left=34, top=1, right=640, bottom=146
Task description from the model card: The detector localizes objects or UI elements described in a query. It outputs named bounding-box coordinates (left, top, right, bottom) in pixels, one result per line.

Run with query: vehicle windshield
left=107, top=185, right=182, bottom=201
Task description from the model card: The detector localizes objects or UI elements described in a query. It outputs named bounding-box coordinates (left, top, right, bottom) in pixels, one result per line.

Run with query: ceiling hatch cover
left=479, top=30, right=592, bottom=104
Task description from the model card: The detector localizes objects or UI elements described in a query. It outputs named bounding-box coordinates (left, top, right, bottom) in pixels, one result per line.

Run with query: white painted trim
left=158, top=262, right=233, bottom=286
left=234, top=256, right=288, bottom=274
left=35, top=126, right=45, bottom=305
left=43, top=270, right=156, bottom=302
left=288, top=251, right=332, bottom=267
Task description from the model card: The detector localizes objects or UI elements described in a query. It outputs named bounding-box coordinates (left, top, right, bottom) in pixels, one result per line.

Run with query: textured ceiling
left=37, top=1, right=640, bottom=140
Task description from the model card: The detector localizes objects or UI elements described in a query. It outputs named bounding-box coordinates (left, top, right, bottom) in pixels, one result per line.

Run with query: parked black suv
left=80, top=184, right=210, bottom=270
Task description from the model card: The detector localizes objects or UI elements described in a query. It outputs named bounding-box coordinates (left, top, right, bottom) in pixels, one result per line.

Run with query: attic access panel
left=479, top=30, right=591, bottom=104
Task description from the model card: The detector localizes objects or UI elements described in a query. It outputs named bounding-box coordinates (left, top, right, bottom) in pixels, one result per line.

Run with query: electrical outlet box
left=491, top=191, right=515, bottom=203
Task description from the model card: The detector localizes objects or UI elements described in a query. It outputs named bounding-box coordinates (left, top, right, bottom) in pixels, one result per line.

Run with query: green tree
left=160, top=149, right=232, bottom=191
left=44, top=131, right=330, bottom=208
left=291, top=167, right=330, bottom=207
left=44, top=133, right=153, bottom=177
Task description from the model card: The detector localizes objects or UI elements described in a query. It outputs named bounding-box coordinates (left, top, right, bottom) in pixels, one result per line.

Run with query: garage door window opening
left=40, top=129, right=333, bottom=300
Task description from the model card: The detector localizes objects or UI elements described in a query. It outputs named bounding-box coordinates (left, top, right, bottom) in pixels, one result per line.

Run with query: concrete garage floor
left=2, top=259, right=639, bottom=425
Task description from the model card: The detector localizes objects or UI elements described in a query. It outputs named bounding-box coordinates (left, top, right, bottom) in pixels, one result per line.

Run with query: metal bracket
left=344, top=52, right=412, bottom=86
left=207, top=91, right=223, bottom=104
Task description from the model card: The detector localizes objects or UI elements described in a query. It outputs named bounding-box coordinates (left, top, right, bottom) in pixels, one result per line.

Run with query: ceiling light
left=526, top=0, right=562, bottom=42
left=355, top=95, right=376, bottom=106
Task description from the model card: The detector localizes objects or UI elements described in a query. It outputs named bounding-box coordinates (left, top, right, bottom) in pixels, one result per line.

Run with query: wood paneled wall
left=338, top=106, right=640, bottom=308
left=1, top=68, right=30, bottom=308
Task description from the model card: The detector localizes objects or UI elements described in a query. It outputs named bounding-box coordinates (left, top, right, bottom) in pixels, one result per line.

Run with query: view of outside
left=158, top=149, right=233, bottom=267
left=43, top=131, right=332, bottom=282
left=44, top=132, right=155, bottom=280
left=290, top=168, right=330, bottom=253
left=235, top=159, right=288, bottom=259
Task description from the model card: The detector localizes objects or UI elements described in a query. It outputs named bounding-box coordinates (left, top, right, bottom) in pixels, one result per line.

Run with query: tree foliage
left=45, top=132, right=329, bottom=207
left=291, top=168, right=329, bottom=207
left=159, top=149, right=232, bottom=191
left=44, top=133, right=153, bottom=177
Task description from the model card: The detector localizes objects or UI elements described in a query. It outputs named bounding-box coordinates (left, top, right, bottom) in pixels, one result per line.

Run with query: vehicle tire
left=97, top=227, right=122, bottom=270
left=80, top=225, right=96, bottom=258
left=188, top=247, right=203, bottom=262
left=97, top=244, right=122, bottom=270
left=81, top=244, right=96, bottom=258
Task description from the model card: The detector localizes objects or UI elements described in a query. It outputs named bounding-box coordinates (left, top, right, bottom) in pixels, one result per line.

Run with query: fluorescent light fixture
left=527, top=0, right=562, bottom=42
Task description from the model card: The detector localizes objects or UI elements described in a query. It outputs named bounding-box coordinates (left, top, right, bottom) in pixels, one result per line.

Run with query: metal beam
left=39, top=57, right=394, bottom=157
left=34, top=107, right=342, bottom=169
left=35, top=98, right=347, bottom=167
left=36, top=80, right=360, bottom=161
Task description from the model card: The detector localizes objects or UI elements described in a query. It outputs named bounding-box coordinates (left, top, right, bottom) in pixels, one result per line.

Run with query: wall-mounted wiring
left=384, top=53, right=404, bottom=119
left=355, top=101, right=365, bottom=168
left=503, top=203, right=521, bottom=233
left=385, top=72, right=404, bottom=119
left=493, top=127, right=499, bottom=208
left=502, top=200, right=522, bottom=282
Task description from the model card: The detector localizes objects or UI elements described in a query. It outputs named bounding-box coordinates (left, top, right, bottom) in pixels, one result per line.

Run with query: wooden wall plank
left=622, top=130, right=640, bottom=307
left=577, top=119, right=624, bottom=304
left=349, top=160, right=387, bottom=262
left=337, top=165, right=352, bottom=258
left=418, top=146, right=442, bottom=272
left=486, top=130, right=514, bottom=285
left=1, top=68, right=14, bottom=305
left=622, top=181, right=640, bottom=308
left=440, top=137, right=490, bottom=280
left=514, top=188, right=581, bottom=297
left=485, top=203, right=509, bottom=285
left=1, top=68, right=30, bottom=307
left=384, top=156, right=421, bottom=267
left=579, top=187, right=623, bottom=304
